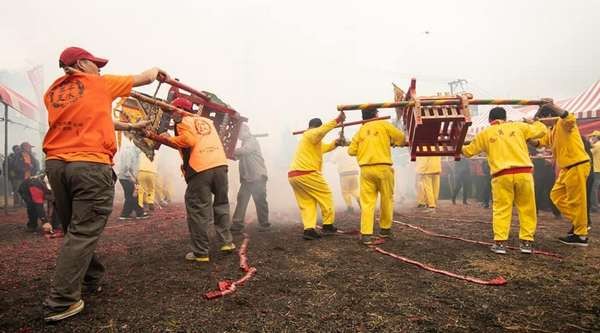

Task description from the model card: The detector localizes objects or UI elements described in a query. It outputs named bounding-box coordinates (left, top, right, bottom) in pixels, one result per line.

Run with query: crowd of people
left=6, top=46, right=592, bottom=323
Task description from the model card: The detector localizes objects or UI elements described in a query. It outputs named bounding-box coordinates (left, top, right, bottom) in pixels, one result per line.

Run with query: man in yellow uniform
left=330, top=147, right=360, bottom=213
left=588, top=131, right=600, bottom=213
left=415, top=155, right=442, bottom=210
left=462, top=107, right=547, bottom=254
left=348, top=108, right=406, bottom=244
left=530, top=102, right=591, bottom=246
left=288, top=112, right=345, bottom=240
left=165, top=98, right=235, bottom=262
left=137, top=151, right=158, bottom=211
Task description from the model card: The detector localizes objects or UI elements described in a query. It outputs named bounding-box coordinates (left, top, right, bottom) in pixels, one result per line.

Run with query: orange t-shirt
left=168, top=116, right=227, bottom=176
left=43, top=72, right=133, bottom=164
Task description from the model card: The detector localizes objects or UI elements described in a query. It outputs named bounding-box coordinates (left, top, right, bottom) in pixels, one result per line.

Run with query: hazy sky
left=1, top=0, right=600, bottom=143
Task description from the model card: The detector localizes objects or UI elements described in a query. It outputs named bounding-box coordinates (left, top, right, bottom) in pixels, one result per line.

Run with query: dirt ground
left=0, top=201, right=599, bottom=333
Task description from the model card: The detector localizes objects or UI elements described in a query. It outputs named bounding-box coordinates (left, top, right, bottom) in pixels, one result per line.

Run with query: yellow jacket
left=591, top=141, right=600, bottom=172
left=348, top=120, right=405, bottom=166
left=289, top=120, right=338, bottom=172
left=462, top=120, right=547, bottom=175
left=416, top=156, right=442, bottom=174
left=538, top=113, right=589, bottom=169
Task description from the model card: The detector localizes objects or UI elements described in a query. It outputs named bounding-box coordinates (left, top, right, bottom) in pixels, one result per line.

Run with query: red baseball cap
left=171, top=97, right=193, bottom=112
left=59, top=47, right=108, bottom=68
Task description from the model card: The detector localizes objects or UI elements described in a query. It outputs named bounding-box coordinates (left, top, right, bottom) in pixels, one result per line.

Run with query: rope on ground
left=372, top=246, right=508, bottom=286
left=393, top=220, right=562, bottom=259
left=204, top=233, right=257, bottom=300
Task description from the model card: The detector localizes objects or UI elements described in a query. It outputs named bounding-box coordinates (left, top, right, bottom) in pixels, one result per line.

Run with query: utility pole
left=448, top=79, right=468, bottom=95
left=448, top=79, right=478, bottom=116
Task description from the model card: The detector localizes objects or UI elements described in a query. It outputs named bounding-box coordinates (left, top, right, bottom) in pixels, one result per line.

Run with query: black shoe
left=258, top=224, right=271, bottom=232
left=303, top=228, right=321, bottom=240
left=82, top=284, right=103, bottom=296
left=558, top=234, right=589, bottom=247
left=378, top=228, right=393, bottom=239
left=321, top=224, right=338, bottom=235
left=135, top=212, right=150, bottom=220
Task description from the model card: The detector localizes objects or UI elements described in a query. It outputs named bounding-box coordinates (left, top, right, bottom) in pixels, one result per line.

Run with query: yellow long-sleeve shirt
left=462, top=120, right=547, bottom=176
left=138, top=152, right=158, bottom=173
left=538, top=113, right=589, bottom=169
left=348, top=120, right=406, bottom=166
left=416, top=156, right=442, bottom=174
left=289, top=120, right=338, bottom=172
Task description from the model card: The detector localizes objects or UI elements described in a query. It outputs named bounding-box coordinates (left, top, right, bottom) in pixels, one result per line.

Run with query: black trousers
left=232, top=177, right=270, bottom=227
left=25, top=201, right=45, bottom=229
left=452, top=172, right=471, bottom=203
left=119, top=179, right=144, bottom=218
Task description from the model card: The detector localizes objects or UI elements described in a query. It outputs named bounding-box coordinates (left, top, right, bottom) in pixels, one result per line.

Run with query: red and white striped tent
left=0, top=83, right=38, bottom=120
left=469, top=80, right=600, bottom=135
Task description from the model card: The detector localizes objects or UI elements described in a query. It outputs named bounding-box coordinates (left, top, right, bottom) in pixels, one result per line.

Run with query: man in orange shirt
left=42, top=47, right=167, bottom=322
left=165, top=97, right=235, bottom=262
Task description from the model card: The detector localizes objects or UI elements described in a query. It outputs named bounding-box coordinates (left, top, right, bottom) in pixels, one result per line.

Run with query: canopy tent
left=469, top=80, right=600, bottom=134
left=0, top=84, right=39, bottom=214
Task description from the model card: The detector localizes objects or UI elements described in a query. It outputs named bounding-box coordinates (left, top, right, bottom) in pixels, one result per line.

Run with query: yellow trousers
left=289, top=172, right=335, bottom=230
left=340, top=173, right=359, bottom=208
left=417, top=174, right=440, bottom=208
left=137, top=171, right=157, bottom=207
left=551, top=162, right=590, bottom=236
left=359, top=165, right=394, bottom=235
left=491, top=173, right=537, bottom=241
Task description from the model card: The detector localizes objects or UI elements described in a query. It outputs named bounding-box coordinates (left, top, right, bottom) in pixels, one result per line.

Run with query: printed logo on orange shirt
left=48, top=78, right=85, bottom=109
left=193, top=118, right=212, bottom=136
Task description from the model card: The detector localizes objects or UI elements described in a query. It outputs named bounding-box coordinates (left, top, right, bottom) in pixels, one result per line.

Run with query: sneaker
left=361, top=234, right=375, bottom=245
left=321, top=224, right=338, bottom=235
left=135, top=212, right=150, bottom=220
left=558, top=234, right=589, bottom=247
left=424, top=207, right=436, bottom=213
left=302, top=228, right=321, bottom=240
left=519, top=241, right=533, bottom=254
left=185, top=252, right=210, bottom=262
left=44, top=300, right=85, bottom=322
left=118, top=216, right=133, bottom=220
left=220, top=243, right=237, bottom=253
left=379, top=228, right=393, bottom=239
left=416, top=204, right=427, bottom=208
left=490, top=242, right=507, bottom=254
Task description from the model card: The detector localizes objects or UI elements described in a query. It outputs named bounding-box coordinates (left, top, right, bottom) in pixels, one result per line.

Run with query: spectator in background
left=451, top=158, right=471, bottom=205
left=19, top=142, right=40, bottom=180
left=7, top=145, right=23, bottom=207
left=116, top=145, right=147, bottom=220
left=18, top=174, right=48, bottom=232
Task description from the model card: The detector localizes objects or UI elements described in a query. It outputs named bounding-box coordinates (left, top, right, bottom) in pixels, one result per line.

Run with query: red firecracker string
left=393, top=220, right=562, bottom=259
left=204, top=234, right=256, bottom=300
